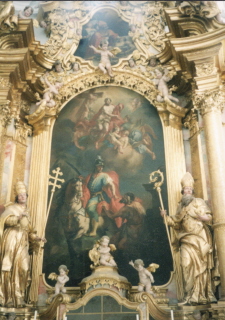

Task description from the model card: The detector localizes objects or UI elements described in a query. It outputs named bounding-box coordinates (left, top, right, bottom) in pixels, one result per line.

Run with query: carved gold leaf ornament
left=0, top=101, right=12, bottom=127
left=0, top=1, right=18, bottom=32
left=195, top=62, right=217, bottom=77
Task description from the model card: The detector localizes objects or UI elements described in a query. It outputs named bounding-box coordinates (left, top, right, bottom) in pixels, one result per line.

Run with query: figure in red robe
left=82, top=156, right=123, bottom=236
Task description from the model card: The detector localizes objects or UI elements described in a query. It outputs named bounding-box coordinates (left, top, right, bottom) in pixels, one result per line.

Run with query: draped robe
left=0, top=203, right=38, bottom=307
left=167, top=198, right=217, bottom=304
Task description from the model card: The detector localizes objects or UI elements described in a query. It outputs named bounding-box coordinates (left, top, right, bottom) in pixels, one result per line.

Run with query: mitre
left=180, top=172, right=194, bottom=189
left=15, top=181, right=27, bottom=195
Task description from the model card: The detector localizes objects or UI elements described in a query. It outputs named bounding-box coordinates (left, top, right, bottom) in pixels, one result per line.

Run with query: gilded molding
left=130, top=292, right=181, bottom=320
left=0, top=34, right=24, bottom=49
left=65, top=288, right=147, bottom=319
left=80, top=276, right=131, bottom=293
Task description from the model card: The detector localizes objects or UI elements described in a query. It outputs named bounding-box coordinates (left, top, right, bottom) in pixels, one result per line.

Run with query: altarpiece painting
left=44, top=86, right=172, bottom=287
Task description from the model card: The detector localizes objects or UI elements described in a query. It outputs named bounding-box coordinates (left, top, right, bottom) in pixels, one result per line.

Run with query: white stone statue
left=153, top=67, right=179, bottom=103
left=161, top=172, right=217, bottom=305
left=129, top=259, right=159, bottom=295
left=89, top=42, right=120, bottom=77
left=89, top=236, right=117, bottom=268
left=0, top=181, right=45, bottom=307
left=48, top=265, right=69, bottom=296
left=36, top=73, right=63, bottom=109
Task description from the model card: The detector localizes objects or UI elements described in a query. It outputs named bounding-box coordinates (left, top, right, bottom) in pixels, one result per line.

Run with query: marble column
left=197, top=91, right=225, bottom=300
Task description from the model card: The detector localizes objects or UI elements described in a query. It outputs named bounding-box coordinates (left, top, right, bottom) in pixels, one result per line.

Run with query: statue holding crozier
left=0, top=181, right=45, bottom=308
left=160, top=172, right=217, bottom=305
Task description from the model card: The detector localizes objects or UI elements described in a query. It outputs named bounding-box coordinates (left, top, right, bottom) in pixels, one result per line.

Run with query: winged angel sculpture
left=89, top=41, right=121, bottom=77
left=89, top=236, right=117, bottom=269
left=129, top=259, right=159, bottom=295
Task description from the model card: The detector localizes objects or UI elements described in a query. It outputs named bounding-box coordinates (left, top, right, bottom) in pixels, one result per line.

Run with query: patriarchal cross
left=43, top=167, right=65, bottom=237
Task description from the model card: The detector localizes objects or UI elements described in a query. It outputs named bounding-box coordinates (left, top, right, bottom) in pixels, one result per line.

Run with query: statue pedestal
left=79, top=266, right=131, bottom=297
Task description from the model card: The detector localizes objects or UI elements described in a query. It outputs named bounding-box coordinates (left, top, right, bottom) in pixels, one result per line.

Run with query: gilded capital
left=14, top=121, right=32, bottom=145
left=195, top=62, right=217, bottom=77
left=0, top=101, right=12, bottom=127
left=193, top=89, right=225, bottom=116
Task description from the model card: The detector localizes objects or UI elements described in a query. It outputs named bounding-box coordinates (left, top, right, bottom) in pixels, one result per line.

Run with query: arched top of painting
left=59, top=86, right=158, bottom=124
left=75, top=8, right=136, bottom=65
left=56, top=78, right=164, bottom=121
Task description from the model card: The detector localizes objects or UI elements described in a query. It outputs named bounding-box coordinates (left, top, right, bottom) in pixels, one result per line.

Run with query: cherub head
left=104, top=97, right=112, bottom=105
left=58, top=265, right=69, bottom=276
left=100, top=236, right=110, bottom=247
left=129, top=58, right=137, bottom=68
left=134, top=259, right=144, bottom=271
left=149, top=57, right=157, bottom=67
left=100, top=40, right=109, bottom=51
left=23, top=6, right=33, bottom=17
left=155, top=67, right=164, bottom=79
left=72, top=62, right=80, bottom=72
left=54, top=61, right=63, bottom=73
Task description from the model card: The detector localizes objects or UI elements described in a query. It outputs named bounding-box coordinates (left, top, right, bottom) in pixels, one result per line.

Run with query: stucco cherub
left=89, top=41, right=121, bottom=77
left=129, top=259, right=159, bottom=295
left=35, top=73, right=63, bottom=109
left=89, top=236, right=117, bottom=269
left=48, top=265, right=69, bottom=296
left=153, top=67, right=179, bottom=104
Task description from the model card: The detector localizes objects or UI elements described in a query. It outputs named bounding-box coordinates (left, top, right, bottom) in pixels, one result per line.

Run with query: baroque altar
left=1, top=1, right=225, bottom=319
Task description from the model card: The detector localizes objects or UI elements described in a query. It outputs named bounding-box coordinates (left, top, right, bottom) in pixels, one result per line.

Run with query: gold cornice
left=170, top=28, right=225, bottom=52
left=164, top=4, right=221, bottom=38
